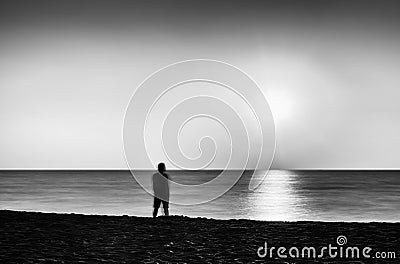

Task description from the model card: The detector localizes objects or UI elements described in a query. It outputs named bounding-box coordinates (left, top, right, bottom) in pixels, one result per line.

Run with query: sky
left=1, top=0, right=400, bottom=169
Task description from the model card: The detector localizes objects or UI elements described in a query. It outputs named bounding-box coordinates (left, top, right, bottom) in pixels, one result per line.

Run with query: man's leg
left=162, top=201, right=169, bottom=216
left=153, top=207, right=158, bottom=218
left=153, top=197, right=161, bottom=218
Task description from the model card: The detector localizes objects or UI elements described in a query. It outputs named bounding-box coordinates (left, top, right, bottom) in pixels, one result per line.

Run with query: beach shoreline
left=1, top=210, right=399, bottom=263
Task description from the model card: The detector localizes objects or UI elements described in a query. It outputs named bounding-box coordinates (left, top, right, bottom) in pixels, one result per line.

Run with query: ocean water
left=0, top=170, right=399, bottom=222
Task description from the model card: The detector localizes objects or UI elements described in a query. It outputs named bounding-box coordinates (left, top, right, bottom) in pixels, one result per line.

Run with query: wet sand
left=0, top=210, right=399, bottom=263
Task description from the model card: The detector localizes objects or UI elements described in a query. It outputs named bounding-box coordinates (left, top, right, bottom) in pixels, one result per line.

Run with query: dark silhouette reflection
left=152, top=162, right=170, bottom=217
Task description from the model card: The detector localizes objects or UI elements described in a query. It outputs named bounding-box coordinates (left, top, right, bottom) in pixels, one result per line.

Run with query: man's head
left=157, top=162, right=166, bottom=173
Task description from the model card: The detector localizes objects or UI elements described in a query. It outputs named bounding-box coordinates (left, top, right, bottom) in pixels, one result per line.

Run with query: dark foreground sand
left=0, top=210, right=399, bottom=263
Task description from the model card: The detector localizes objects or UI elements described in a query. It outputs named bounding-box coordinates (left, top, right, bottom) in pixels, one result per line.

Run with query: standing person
left=152, top=162, right=170, bottom=218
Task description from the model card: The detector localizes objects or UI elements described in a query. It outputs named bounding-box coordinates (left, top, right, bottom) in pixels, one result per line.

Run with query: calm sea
left=0, top=170, right=399, bottom=222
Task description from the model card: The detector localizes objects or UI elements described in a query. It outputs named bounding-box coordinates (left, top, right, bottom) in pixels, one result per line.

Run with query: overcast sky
left=1, top=0, right=400, bottom=169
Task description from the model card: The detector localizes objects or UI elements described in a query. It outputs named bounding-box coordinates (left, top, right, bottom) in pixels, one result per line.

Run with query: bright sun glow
left=266, top=90, right=295, bottom=124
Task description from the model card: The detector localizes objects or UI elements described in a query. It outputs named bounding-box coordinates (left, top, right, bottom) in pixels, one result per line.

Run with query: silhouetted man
left=152, top=162, right=170, bottom=217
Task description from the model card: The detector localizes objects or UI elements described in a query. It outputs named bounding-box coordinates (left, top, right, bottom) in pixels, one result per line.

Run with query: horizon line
left=1, top=168, right=400, bottom=171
